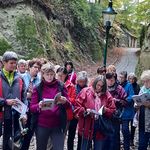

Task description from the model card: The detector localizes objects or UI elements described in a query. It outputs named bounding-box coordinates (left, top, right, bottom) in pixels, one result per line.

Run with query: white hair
left=18, top=59, right=27, bottom=66
left=141, top=70, right=150, bottom=81
left=77, top=71, right=88, bottom=81
left=128, top=72, right=137, bottom=79
left=54, top=65, right=61, bottom=73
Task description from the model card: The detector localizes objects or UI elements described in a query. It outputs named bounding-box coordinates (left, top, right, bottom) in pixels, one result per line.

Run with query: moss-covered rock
left=0, top=38, right=12, bottom=55
left=0, top=1, right=105, bottom=63
left=16, top=15, right=44, bottom=58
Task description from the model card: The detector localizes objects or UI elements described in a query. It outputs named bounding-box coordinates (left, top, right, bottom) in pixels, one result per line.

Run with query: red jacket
left=74, top=87, right=116, bottom=140
left=68, top=71, right=77, bottom=85
left=65, top=80, right=77, bottom=120
left=65, top=80, right=76, bottom=106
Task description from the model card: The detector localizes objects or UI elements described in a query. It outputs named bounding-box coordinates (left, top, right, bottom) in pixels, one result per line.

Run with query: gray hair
left=128, top=72, right=137, bottom=82
left=77, top=71, right=88, bottom=81
left=18, top=59, right=27, bottom=66
left=119, top=71, right=127, bottom=79
left=41, top=63, right=55, bottom=74
left=141, top=70, right=150, bottom=81
left=92, top=75, right=107, bottom=93
left=54, top=65, right=61, bottom=73
left=2, top=51, right=18, bottom=62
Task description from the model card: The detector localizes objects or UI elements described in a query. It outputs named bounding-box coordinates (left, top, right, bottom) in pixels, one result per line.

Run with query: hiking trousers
left=36, top=126, right=65, bottom=150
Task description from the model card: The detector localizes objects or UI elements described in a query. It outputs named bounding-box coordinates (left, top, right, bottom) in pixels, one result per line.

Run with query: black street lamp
left=102, top=0, right=117, bottom=68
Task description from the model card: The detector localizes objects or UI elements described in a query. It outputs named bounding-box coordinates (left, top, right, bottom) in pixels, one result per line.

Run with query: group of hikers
left=0, top=51, right=150, bottom=150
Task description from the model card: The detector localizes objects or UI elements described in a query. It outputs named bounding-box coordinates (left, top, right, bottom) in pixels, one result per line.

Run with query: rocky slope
left=0, top=0, right=105, bottom=65
left=0, top=0, right=137, bottom=67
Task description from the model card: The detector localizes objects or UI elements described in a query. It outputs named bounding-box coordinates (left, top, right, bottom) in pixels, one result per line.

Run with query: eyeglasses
left=32, top=65, right=40, bottom=70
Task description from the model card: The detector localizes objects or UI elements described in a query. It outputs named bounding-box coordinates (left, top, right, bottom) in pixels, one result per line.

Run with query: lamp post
left=102, top=0, right=117, bottom=68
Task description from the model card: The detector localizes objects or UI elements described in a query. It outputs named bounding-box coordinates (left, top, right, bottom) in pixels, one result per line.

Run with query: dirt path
left=76, top=47, right=124, bottom=80
left=84, top=47, right=140, bottom=79
left=115, top=48, right=140, bottom=74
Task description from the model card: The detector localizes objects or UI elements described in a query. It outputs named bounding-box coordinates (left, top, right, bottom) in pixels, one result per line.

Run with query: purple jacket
left=30, top=79, right=70, bottom=128
left=108, top=84, right=127, bottom=109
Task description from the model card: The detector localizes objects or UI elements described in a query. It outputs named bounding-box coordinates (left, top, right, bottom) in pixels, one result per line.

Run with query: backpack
left=31, top=81, right=68, bottom=132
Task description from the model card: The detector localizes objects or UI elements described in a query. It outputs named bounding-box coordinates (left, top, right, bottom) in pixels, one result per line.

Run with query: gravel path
left=115, top=48, right=140, bottom=74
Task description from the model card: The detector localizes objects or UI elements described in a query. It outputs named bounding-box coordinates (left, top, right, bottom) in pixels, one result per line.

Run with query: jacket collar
left=1, top=69, right=18, bottom=85
left=65, top=80, right=72, bottom=88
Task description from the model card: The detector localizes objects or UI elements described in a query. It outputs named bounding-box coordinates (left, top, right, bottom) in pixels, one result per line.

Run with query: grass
left=0, top=38, right=12, bottom=55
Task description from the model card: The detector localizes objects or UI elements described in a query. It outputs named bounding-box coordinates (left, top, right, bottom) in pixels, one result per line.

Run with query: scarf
left=3, top=68, right=14, bottom=86
left=94, top=92, right=102, bottom=112
left=108, top=82, right=118, bottom=92
left=140, top=86, right=150, bottom=94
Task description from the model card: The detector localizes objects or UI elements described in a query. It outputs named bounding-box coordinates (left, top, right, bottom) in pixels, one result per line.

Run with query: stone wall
left=136, top=24, right=150, bottom=76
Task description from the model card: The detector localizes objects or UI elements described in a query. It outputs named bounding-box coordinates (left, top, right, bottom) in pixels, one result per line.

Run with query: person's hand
left=120, top=100, right=127, bottom=105
left=20, top=114, right=27, bottom=125
left=114, top=98, right=120, bottom=102
left=27, top=92, right=32, bottom=99
left=86, top=109, right=95, bottom=117
left=116, top=99, right=127, bottom=106
left=6, top=99, right=17, bottom=106
left=95, top=114, right=99, bottom=120
left=56, top=96, right=67, bottom=104
left=134, top=102, right=141, bottom=110
left=86, top=108, right=91, bottom=114
left=39, top=101, right=44, bottom=109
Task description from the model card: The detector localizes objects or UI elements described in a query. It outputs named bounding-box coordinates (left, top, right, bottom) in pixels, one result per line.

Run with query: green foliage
left=36, top=18, right=53, bottom=50
left=41, top=0, right=103, bottom=61
left=135, top=59, right=144, bottom=78
left=135, top=0, right=150, bottom=26
left=64, top=40, right=75, bottom=52
left=65, top=1, right=103, bottom=61
left=16, top=16, right=37, bottom=45
left=140, top=25, right=146, bottom=48
left=15, top=1, right=103, bottom=61
left=0, top=38, right=12, bottom=55
left=89, top=4, right=102, bottom=27
left=72, top=24, right=102, bottom=61
left=68, top=0, right=91, bottom=27
left=68, top=0, right=102, bottom=28
left=90, top=40, right=102, bottom=61
left=16, top=15, right=43, bottom=58
left=111, top=0, right=150, bottom=36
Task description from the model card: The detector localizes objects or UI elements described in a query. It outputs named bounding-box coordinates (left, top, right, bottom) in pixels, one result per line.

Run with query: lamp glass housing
left=102, top=1, right=117, bottom=26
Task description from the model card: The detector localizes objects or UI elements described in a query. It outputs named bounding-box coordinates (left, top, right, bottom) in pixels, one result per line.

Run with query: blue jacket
left=22, top=72, right=41, bottom=90
left=121, top=81, right=135, bottom=120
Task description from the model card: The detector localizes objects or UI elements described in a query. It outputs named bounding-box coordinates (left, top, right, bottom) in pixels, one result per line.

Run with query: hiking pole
left=81, top=111, right=89, bottom=150
left=11, top=109, right=14, bottom=150
left=85, top=117, right=93, bottom=150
